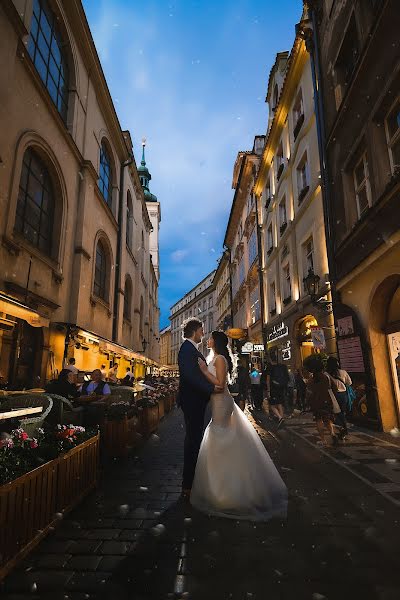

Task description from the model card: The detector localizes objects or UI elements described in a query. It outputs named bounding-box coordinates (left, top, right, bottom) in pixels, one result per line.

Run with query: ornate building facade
left=0, top=0, right=160, bottom=387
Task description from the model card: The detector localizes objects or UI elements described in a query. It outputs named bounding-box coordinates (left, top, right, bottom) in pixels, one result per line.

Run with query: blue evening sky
left=82, top=0, right=303, bottom=329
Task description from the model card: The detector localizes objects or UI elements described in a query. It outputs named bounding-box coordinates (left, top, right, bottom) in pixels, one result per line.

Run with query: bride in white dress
left=190, top=331, right=288, bottom=521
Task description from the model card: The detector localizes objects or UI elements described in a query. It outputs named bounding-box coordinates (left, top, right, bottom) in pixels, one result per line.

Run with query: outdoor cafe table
left=0, top=406, right=42, bottom=421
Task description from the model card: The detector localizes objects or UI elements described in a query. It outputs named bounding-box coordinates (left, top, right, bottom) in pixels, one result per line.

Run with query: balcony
left=298, top=185, right=310, bottom=205
left=293, top=113, right=304, bottom=141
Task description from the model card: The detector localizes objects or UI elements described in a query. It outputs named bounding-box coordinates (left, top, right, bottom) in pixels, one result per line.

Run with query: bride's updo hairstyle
left=211, top=331, right=233, bottom=375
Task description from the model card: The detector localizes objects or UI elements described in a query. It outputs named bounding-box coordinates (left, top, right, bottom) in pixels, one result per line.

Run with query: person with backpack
left=326, top=356, right=352, bottom=440
left=266, top=354, right=289, bottom=429
left=307, top=358, right=339, bottom=447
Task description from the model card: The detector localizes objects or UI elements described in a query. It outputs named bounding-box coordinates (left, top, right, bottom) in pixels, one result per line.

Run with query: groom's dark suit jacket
left=177, top=340, right=214, bottom=411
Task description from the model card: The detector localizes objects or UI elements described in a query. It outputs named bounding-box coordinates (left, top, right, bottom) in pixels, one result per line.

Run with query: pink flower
left=30, top=438, right=38, bottom=449
left=20, top=432, right=29, bottom=441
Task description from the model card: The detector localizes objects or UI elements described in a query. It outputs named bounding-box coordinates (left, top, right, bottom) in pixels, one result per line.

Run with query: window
left=94, top=241, right=107, bottom=301
left=279, top=197, right=287, bottom=234
left=14, top=148, right=55, bottom=255
left=209, top=314, right=213, bottom=332
left=283, top=264, right=291, bottom=302
left=334, top=14, right=359, bottom=106
left=99, top=143, right=112, bottom=206
left=276, top=142, right=285, bottom=180
left=267, top=224, right=274, bottom=253
left=250, top=287, right=261, bottom=324
left=28, top=0, right=69, bottom=121
left=386, top=99, right=400, bottom=174
left=265, top=181, right=272, bottom=209
left=209, top=296, right=213, bottom=308
left=126, top=191, right=133, bottom=249
left=303, top=237, right=314, bottom=289
left=293, top=89, right=304, bottom=140
left=353, top=153, right=371, bottom=218
left=297, top=154, right=309, bottom=203
left=248, top=228, right=258, bottom=265
left=124, top=278, right=132, bottom=320
left=238, top=256, right=245, bottom=285
left=269, top=282, right=276, bottom=314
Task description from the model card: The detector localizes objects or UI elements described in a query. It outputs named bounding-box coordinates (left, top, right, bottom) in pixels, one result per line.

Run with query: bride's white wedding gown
left=190, top=356, right=288, bottom=521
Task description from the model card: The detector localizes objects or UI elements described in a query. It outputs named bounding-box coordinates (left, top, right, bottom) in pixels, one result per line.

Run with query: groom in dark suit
left=178, top=318, right=222, bottom=497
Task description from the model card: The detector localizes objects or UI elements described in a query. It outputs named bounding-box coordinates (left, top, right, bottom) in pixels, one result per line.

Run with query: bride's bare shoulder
left=214, top=355, right=227, bottom=367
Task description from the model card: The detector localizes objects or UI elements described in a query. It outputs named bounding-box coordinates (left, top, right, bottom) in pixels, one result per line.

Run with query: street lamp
left=303, top=268, right=332, bottom=313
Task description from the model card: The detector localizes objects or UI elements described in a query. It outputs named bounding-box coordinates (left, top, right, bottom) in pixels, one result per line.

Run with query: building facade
left=224, top=137, right=266, bottom=366
left=169, top=271, right=216, bottom=366
left=214, top=250, right=232, bottom=332
left=308, top=0, right=400, bottom=431
left=0, top=0, right=160, bottom=388
left=254, top=32, right=336, bottom=373
left=159, top=325, right=171, bottom=368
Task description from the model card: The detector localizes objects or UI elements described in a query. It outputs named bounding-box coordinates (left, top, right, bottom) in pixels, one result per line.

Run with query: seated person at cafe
left=45, top=369, right=80, bottom=400
left=121, top=367, right=135, bottom=387
left=78, top=369, right=111, bottom=402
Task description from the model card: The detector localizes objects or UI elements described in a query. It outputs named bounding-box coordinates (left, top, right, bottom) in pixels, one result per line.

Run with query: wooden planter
left=164, top=395, right=173, bottom=413
left=137, top=404, right=159, bottom=437
left=101, top=417, right=129, bottom=458
left=0, top=434, right=99, bottom=580
left=158, top=397, right=165, bottom=420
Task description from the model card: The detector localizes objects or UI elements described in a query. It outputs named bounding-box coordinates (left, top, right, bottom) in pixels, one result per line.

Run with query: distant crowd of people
left=232, top=353, right=353, bottom=447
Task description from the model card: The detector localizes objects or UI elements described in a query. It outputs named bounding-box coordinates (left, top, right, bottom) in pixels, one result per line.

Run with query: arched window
left=126, top=191, right=133, bottom=249
left=99, top=142, right=112, bottom=206
left=123, top=277, right=132, bottom=321
left=14, top=147, right=55, bottom=255
left=94, top=241, right=108, bottom=301
left=28, top=0, right=69, bottom=122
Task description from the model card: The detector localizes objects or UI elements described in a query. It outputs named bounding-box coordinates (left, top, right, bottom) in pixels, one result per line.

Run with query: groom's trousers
left=182, top=404, right=206, bottom=489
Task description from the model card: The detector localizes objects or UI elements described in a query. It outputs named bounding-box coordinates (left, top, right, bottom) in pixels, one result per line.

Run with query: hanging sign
left=241, top=342, right=253, bottom=354
left=310, top=326, right=326, bottom=350
left=268, top=321, right=288, bottom=342
left=282, top=340, right=291, bottom=361
left=253, top=344, right=265, bottom=352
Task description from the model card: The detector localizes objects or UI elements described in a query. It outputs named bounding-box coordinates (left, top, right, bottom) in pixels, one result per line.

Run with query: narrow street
left=2, top=407, right=399, bottom=600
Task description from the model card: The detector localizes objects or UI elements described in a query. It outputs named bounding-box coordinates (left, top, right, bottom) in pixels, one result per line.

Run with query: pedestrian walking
left=326, top=356, right=352, bottom=440
left=250, top=366, right=263, bottom=410
left=306, top=358, right=339, bottom=447
left=236, top=364, right=250, bottom=411
left=286, top=369, right=295, bottom=414
left=295, top=368, right=307, bottom=412
left=266, top=354, right=289, bottom=428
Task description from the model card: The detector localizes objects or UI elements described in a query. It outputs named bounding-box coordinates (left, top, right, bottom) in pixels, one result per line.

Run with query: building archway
left=369, top=274, right=400, bottom=429
left=295, top=315, right=319, bottom=366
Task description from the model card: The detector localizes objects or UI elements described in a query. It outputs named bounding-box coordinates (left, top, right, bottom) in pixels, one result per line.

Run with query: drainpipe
left=255, top=194, right=267, bottom=352
left=112, top=155, right=134, bottom=341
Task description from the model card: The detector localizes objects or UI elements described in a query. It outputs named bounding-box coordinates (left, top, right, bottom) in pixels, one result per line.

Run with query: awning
left=0, top=292, right=50, bottom=328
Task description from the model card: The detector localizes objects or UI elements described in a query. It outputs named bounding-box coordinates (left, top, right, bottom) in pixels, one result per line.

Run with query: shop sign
left=310, top=326, right=326, bottom=350
left=282, top=340, right=291, bottom=361
left=268, top=322, right=288, bottom=342
left=241, top=342, right=253, bottom=354
left=253, top=344, right=264, bottom=352
left=337, top=337, right=365, bottom=373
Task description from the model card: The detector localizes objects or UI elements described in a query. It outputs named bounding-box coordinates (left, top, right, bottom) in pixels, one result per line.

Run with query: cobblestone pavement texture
left=1, top=406, right=400, bottom=600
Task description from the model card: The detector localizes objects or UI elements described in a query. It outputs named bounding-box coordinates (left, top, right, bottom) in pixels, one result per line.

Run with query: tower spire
left=141, top=137, right=146, bottom=166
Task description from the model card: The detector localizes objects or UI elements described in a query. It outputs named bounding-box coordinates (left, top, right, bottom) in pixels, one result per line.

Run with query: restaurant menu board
left=337, top=336, right=365, bottom=373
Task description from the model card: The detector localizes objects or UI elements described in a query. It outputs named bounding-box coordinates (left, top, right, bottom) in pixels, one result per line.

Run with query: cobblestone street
left=2, top=406, right=400, bottom=600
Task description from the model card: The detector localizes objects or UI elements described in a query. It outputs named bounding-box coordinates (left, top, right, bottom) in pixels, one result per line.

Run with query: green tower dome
left=138, top=139, right=158, bottom=202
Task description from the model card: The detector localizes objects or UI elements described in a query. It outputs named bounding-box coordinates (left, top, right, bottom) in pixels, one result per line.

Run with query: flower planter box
left=0, top=434, right=99, bottom=581
left=137, top=405, right=159, bottom=438
left=101, top=417, right=129, bottom=458
left=158, top=398, right=165, bottom=420
left=164, top=395, right=173, bottom=413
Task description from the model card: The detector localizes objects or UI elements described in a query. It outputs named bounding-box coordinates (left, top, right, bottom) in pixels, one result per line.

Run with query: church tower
left=138, top=139, right=161, bottom=280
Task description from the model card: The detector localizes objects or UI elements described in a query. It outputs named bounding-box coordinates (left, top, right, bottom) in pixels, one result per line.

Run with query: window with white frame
left=293, top=89, right=304, bottom=139
left=283, top=264, right=291, bottom=301
left=303, top=237, right=314, bottom=289
left=248, top=227, right=258, bottom=265
left=277, top=142, right=285, bottom=180
left=250, top=286, right=261, bottom=324
left=265, top=180, right=272, bottom=209
left=279, top=197, right=287, bottom=232
left=269, top=282, right=276, bottom=313
left=267, top=224, right=273, bottom=252
left=297, top=154, right=309, bottom=201
left=385, top=98, right=400, bottom=174
left=353, top=153, right=371, bottom=218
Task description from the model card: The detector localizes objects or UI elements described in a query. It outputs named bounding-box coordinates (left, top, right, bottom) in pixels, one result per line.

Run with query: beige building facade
left=170, top=271, right=216, bottom=366
left=254, top=35, right=335, bottom=370
left=0, top=0, right=160, bottom=387
left=159, top=325, right=171, bottom=368
left=214, top=250, right=231, bottom=332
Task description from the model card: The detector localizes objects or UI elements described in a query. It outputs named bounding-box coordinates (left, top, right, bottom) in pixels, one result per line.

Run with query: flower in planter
left=29, top=438, right=38, bottom=449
